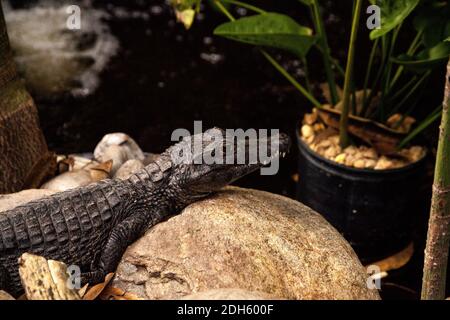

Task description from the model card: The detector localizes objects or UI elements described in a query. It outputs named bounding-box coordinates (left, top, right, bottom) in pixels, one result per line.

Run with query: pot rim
left=295, top=121, right=428, bottom=175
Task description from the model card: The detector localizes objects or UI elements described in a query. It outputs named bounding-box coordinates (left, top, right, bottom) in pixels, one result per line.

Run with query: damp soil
left=8, top=0, right=449, bottom=299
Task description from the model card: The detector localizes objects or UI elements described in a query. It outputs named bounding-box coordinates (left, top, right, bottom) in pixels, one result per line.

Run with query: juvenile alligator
left=0, top=128, right=289, bottom=296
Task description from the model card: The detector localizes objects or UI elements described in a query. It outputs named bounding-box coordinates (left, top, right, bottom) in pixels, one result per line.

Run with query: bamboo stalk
left=339, top=0, right=362, bottom=148
left=421, top=58, right=450, bottom=300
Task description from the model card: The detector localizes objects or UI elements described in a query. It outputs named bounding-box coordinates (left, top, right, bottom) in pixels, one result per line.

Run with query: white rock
left=94, top=133, right=145, bottom=174
left=41, top=171, right=94, bottom=192
left=115, top=160, right=145, bottom=180
left=301, top=125, right=314, bottom=139
left=41, top=161, right=111, bottom=192
left=98, top=145, right=129, bottom=174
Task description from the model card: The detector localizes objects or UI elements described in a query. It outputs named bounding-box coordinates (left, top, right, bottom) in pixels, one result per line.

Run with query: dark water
left=7, top=0, right=449, bottom=299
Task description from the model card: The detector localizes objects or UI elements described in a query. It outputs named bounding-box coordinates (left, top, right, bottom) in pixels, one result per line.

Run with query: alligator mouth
left=240, top=132, right=291, bottom=167
left=260, top=132, right=290, bottom=166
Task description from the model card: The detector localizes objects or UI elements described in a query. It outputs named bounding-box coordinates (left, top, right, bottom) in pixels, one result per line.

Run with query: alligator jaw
left=175, top=131, right=291, bottom=195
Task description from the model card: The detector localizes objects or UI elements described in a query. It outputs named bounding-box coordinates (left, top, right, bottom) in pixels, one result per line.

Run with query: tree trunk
left=421, top=58, right=450, bottom=300
left=0, top=2, right=53, bottom=193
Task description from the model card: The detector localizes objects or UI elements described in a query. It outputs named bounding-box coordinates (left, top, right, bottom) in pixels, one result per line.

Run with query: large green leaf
left=414, top=1, right=450, bottom=47
left=213, top=13, right=316, bottom=57
left=369, top=0, right=420, bottom=40
left=391, top=41, right=450, bottom=72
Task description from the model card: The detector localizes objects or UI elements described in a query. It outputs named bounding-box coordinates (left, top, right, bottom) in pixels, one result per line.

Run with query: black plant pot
left=296, top=130, right=428, bottom=263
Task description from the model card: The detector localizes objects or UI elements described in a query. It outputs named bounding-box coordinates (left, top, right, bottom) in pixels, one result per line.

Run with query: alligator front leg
left=0, top=265, right=8, bottom=293
left=82, top=209, right=161, bottom=285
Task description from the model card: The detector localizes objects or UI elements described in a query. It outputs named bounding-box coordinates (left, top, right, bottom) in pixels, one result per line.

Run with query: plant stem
left=262, top=50, right=321, bottom=107
left=398, top=105, right=442, bottom=148
left=363, top=35, right=389, bottom=118
left=386, top=24, right=401, bottom=85
left=331, top=57, right=345, bottom=77
left=385, top=75, right=418, bottom=103
left=421, top=59, right=450, bottom=300
left=310, top=0, right=338, bottom=105
left=219, top=0, right=266, bottom=14
left=339, top=0, right=362, bottom=148
left=302, top=57, right=313, bottom=94
left=387, top=70, right=431, bottom=117
left=361, top=38, right=380, bottom=116
left=390, top=30, right=423, bottom=90
left=214, top=0, right=235, bottom=21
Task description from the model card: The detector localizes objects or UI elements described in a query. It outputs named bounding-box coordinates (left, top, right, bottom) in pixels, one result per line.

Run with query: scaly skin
left=0, top=129, right=290, bottom=296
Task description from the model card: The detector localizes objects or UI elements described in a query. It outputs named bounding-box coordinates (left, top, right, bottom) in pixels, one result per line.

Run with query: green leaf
left=414, top=1, right=450, bottom=47
left=297, top=0, right=314, bottom=5
left=391, top=41, right=450, bottom=72
left=213, top=13, right=316, bottom=57
left=370, top=0, right=420, bottom=40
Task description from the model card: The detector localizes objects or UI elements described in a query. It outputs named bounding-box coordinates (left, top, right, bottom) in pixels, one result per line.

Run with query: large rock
left=0, top=189, right=56, bottom=212
left=113, top=187, right=380, bottom=300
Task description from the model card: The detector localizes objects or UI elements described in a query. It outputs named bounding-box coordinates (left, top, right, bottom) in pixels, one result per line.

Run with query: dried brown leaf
left=82, top=273, right=114, bottom=300
left=99, top=286, right=142, bottom=300
left=317, top=107, right=405, bottom=155
left=78, top=283, right=89, bottom=298
left=367, top=242, right=414, bottom=272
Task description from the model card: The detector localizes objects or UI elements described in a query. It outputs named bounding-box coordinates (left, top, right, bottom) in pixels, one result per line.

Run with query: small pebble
left=354, top=159, right=366, bottom=169
left=361, top=148, right=378, bottom=159
left=344, top=146, right=357, bottom=155
left=335, top=153, right=346, bottom=164
left=407, top=146, right=425, bottom=162
left=301, top=125, right=314, bottom=139
left=115, top=160, right=145, bottom=180
left=345, top=155, right=355, bottom=167
left=305, top=135, right=315, bottom=144
left=328, top=135, right=339, bottom=145
left=324, top=146, right=340, bottom=159
left=304, top=112, right=317, bottom=125
left=313, top=123, right=325, bottom=132
left=375, top=157, right=393, bottom=170
left=364, top=159, right=377, bottom=169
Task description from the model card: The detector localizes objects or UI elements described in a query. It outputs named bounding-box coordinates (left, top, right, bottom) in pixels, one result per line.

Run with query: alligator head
left=161, top=128, right=290, bottom=201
